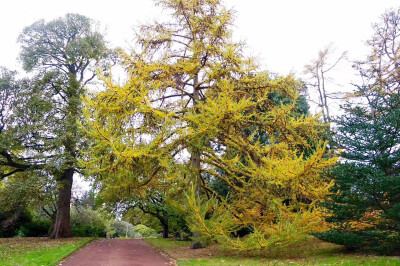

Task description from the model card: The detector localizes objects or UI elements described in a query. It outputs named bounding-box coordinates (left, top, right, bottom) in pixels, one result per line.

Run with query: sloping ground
left=60, top=239, right=174, bottom=266
left=145, top=237, right=400, bottom=265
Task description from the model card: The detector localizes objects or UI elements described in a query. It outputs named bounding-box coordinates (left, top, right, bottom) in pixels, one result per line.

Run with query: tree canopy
left=83, top=0, right=335, bottom=250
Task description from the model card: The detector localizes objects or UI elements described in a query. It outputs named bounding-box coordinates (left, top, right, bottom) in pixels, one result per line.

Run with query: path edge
left=142, top=239, right=177, bottom=266
left=58, top=237, right=98, bottom=265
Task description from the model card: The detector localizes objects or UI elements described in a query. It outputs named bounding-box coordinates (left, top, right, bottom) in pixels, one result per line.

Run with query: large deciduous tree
left=83, top=0, right=335, bottom=250
left=16, top=13, right=110, bottom=238
left=316, top=8, right=400, bottom=253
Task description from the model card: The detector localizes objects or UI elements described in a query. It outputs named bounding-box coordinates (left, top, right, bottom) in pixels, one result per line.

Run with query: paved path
left=60, top=239, right=174, bottom=266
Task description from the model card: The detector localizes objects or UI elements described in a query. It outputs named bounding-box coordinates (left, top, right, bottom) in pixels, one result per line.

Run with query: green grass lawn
left=0, top=237, right=94, bottom=266
left=145, top=237, right=400, bottom=265
left=145, top=238, right=191, bottom=249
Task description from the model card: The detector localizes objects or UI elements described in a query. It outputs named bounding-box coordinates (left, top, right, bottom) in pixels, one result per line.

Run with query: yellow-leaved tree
left=82, top=0, right=336, bottom=250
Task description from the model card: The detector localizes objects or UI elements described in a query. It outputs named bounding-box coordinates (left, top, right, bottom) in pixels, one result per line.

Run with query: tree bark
left=190, top=231, right=203, bottom=249
left=162, top=221, right=169, bottom=238
left=50, top=168, right=73, bottom=238
left=47, top=213, right=57, bottom=236
left=50, top=73, right=79, bottom=239
left=189, top=74, right=204, bottom=249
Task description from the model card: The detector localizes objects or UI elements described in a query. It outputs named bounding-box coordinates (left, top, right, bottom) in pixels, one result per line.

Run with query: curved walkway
left=59, top=239, right=174, bottom=266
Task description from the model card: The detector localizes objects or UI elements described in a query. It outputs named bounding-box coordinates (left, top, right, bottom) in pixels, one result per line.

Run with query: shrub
left=0, top=208, right=31, bottom=237
left=111, top=220, right=135, bottom=238
left=315, top=230, right=400, bottom=254
left=133, top=224, right=157, bottom=238
left=71, top=207, right=108, bottom=237
left=17, top=218, right=51, bottom=237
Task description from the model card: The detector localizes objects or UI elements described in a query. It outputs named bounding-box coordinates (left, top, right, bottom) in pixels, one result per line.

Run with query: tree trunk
left=190, top=231, right=203, bottom=249
left=50, top=168, right=73, bottom=238
left=50, top=74, right=79, bottom=239
left=189, top=74, right=204, bottom=249
left=162, top=221, right=169, bottom=238
left=48, top=213, right=57, bottom=236
left=189, top=142, right=204, bottom=249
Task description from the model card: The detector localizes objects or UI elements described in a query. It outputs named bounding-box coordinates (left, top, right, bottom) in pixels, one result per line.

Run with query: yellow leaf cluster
left=81, top=0, right=336, bottom=251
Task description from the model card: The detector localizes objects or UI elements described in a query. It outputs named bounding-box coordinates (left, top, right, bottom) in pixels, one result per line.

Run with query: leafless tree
left=304, top=45, right=347, bottom=123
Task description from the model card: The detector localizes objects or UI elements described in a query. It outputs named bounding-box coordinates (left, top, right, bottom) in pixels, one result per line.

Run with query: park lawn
left=0, top=237, right=94, bottom=266
left=145, top=238, right=191, bottom=249
left=145, top=237, right=400, bottom=265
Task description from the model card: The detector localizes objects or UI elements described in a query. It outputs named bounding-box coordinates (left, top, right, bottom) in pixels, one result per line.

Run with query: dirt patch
left=0, top=237, right=87, bottom=250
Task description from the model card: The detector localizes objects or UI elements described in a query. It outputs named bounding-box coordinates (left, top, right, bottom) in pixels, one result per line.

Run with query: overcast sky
left=1, top=1, right=400, bottom=113
left=1, top=0, right=399, bottom=114
left=1, top=0, right=398, bottom=73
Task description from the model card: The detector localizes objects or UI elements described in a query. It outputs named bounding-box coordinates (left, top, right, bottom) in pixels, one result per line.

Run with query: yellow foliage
left=347, top=210, right=386, bottom=231
left=81, top=0, right=336, bottom=251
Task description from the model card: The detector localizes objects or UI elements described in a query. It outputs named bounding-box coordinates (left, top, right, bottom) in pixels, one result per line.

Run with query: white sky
left=2, top=0, right=398, bottom=114
left=1, top=0, right=399, bottom=74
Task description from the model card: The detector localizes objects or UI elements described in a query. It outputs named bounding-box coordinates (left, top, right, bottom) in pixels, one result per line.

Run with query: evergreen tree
left=316, top=8, right=400, bottom=253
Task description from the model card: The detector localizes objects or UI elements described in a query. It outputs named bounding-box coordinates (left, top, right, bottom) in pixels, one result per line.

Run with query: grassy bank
left=145, top=237, right=400, bottom=265
left=0, top=237, right=94, bottom=266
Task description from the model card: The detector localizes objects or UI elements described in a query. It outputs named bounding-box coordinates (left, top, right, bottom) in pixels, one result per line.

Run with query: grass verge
left=145, top=237, right=400, bottom=265
left=0, top=237, right=94, bottom=266
left=145, top=238, right=191, bottom=249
